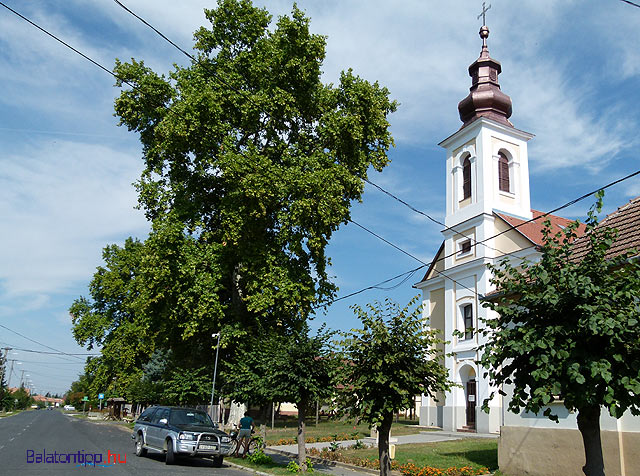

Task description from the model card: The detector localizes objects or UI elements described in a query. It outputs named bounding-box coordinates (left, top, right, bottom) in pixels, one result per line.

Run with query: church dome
left=458, top=26, right=513, bottom=128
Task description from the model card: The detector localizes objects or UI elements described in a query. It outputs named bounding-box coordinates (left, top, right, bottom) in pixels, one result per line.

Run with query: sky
left=1, top=0, right=640, bottom=396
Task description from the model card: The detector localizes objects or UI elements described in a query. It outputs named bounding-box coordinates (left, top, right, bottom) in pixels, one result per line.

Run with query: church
left=413, top=21, right=640, bottom=476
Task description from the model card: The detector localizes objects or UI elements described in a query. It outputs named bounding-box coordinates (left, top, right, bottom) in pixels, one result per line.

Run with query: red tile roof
left=496, top=210, right=586, bottom=246
left=571, top=196, right=640, bottom=261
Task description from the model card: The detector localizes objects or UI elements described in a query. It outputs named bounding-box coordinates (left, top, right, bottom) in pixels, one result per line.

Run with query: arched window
left=498, top=152, right=510, bottom=192
left=462, top=157, right=471, bottom=199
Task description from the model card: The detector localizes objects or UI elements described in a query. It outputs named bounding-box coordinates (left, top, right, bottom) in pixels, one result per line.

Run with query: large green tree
left=339, top=297, right=452, bottom=476
left=112, top=0, right=396, bottom=332
left=480, top=193, right=640, bottom=476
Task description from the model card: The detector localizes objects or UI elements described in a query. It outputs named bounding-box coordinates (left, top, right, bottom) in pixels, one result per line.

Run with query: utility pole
left=7, top=358, right=15, bottom=388
left=0, top=347, right=9, bottom=386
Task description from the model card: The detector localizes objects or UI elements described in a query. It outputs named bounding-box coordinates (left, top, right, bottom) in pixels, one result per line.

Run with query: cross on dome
left=477, top=2, right=491, bottom=26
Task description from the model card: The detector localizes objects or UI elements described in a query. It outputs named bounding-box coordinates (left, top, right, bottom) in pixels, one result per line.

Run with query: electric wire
left=363, top=178, right=507, bottom=256
left=348, top=219, right=478, bottom=295
left=0, top=323, right=85, bottom=362
left=620, top=0, right=640, bottom=8
left=0, top=2, right=128, bottom=85
left=427, top=168, right=640, bottom=272
left=0, top=342, right=99, bottom=357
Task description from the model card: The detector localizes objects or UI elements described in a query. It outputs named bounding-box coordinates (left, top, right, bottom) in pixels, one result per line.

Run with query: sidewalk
left=267, top=430, right=498, bottom=454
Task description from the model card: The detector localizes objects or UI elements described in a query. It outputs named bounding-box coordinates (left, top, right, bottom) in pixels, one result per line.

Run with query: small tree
left=481, top=192, right=640, bottom=476
left=224, top=325, right=337, bottom=469
left=339, top=297, right=452, bottom=476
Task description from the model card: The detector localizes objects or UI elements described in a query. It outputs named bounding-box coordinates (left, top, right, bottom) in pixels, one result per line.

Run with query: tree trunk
left=297, top=399, right=308, bottom=469
left=576, top=405, right=606, bottom=476
left=377, top=412, right=394, bottom=476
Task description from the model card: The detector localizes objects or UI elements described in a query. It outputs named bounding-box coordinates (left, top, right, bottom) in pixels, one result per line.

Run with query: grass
left=228, top=457, right=294, bottom=476
left=337, top=438, right=498, bottom=472
left=261, top=416, right=422, bottom=445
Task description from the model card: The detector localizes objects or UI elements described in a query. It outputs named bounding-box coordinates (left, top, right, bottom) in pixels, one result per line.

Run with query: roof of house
left=495, top=210, right=586, bottom=246
left=570, top=196, right=640, bottom=261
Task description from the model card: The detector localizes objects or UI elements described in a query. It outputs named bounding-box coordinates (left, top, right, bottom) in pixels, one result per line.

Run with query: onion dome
left=458, top=26, right=513, bottom=128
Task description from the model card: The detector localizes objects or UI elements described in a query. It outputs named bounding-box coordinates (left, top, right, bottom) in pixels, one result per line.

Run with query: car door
left=148, top=408, right=169, bottom=449
left=136, top=407, right=156, bottom=448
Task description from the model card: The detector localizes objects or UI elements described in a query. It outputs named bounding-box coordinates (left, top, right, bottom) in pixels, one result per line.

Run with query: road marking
left=9, top=438, right=14, bottom=441
left=0, top=445, right=4, bottom=450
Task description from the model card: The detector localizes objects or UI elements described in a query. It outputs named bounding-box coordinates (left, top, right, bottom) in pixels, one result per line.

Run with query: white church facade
left=414, top=23, right=640, bottom=476
left=415, top=23, right=549, bottom=434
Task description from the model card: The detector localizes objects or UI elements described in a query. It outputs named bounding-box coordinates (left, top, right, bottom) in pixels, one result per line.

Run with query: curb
left=226, top=460, right=273, bottom=476
left=266, top=447, right=398, bottom=476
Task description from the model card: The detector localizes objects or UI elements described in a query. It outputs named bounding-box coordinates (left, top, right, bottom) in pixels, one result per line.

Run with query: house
left=413, top=21, right=640, bottom=476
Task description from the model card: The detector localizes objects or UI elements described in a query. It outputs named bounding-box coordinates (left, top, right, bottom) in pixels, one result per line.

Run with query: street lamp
left=209, top=332, right=221, bottom=424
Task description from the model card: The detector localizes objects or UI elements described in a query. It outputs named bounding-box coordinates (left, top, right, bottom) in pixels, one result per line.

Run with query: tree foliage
left=480, top=192, right=640, bottom=476
left=224, top=324, right=337, bottom=467
left=112, top=0, right=396, bottom=330
left=339, top=297, right=452, bottom=476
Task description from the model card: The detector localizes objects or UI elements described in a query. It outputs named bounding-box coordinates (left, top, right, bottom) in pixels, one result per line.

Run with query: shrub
left=246, top=449, right=272, bottom=465
left=287, top=458, right=314, bottom=473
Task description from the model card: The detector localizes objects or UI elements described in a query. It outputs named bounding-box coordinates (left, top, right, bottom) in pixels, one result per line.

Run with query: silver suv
left=131, top=406, right=233, bottom=466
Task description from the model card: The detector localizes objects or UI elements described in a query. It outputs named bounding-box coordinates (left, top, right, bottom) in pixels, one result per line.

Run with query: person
left=234, top=412, right=255, bottom=458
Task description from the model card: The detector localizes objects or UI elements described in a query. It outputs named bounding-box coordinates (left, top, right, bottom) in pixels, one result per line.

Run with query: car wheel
left=135, top=433, right=147, bottom=457
left=165, top=439, right=175, bottom=465
left=212, top=456, right=224, bottom=467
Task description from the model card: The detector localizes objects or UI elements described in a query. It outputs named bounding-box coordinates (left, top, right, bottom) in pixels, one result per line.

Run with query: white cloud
left=0, top=140, right=148, bottom=297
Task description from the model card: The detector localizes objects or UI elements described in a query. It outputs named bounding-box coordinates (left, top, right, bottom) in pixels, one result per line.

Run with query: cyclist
left=234, top=412, right=255, bottom=458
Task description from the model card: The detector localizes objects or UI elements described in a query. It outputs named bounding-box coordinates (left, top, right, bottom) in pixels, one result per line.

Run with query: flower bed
left=307, top=448, right=488, bottom=476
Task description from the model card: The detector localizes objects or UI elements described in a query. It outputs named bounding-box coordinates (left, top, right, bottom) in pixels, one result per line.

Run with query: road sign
left=98, top=393, right=104, bottom=400
left=82, top=396, right=89, bottom=401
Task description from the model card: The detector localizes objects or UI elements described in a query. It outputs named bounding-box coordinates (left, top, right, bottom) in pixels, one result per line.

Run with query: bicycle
left=229, top=427, right=265, bottom=456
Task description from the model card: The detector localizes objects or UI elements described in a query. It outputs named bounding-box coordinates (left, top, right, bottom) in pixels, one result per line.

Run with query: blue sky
left=1, top=0, right=640, bottom=395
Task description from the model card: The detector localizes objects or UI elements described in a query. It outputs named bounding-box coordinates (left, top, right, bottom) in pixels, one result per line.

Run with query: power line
left=0, top=323, right=85, bottom=362
left=364, top=178, right=507, bottom=256
left=428, top=168, right=640, bottom=271
left=336, top=168, right=640, bottom=305
left=620, top=0, right=640, bottom=8
left=0, top=2, right=126, bottom=84
left=113, top=0, right=195, bottom=60
left=112, top=0, right=257, bottom=106
left=6, top=359, right=85, bottom=365
left=348, top=219, right=479, bottom=295
left=314, top=265, right=425, bottom=309
left=0, top=342, right=99, bottom=357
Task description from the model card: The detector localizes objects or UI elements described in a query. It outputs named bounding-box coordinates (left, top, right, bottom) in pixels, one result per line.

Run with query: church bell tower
left=440, top=25, right=533, bottom=257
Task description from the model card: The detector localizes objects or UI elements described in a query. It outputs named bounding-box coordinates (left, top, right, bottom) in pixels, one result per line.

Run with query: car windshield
left=169, top=409, right=215, bottom=428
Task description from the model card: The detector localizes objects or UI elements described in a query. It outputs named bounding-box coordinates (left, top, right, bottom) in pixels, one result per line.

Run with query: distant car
left=131, top=406, right=233, bottom=467
left=31, top=404, right=38, bottom=409
left=63, top=405, right=76, bottom=411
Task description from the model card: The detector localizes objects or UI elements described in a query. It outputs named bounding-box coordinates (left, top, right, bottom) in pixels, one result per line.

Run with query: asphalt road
left=0, top=409, right=252, bottom=475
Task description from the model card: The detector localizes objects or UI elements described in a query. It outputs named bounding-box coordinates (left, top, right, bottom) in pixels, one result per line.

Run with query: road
left=0, top=409, right=252, bottom=475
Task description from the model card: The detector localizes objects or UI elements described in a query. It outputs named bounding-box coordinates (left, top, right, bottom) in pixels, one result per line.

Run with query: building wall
left=499, top=425, right=640, bottom=476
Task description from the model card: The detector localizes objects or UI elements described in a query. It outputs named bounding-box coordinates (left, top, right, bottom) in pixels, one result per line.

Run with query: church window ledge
left=452, top=341, right=477, bottom=354
left=498, top=190, right=515, bottom=199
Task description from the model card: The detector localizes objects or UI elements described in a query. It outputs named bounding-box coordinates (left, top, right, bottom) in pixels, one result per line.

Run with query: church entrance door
left=465, top=379, right=476, bottom=429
